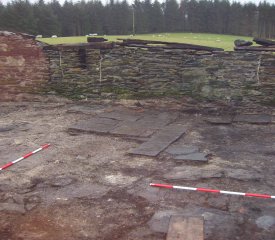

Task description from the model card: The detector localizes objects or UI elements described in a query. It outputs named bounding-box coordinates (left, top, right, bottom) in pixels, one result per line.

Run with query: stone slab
left=98, top=110, right=141, bottom=122
left=233, top=114, right=271, bottom=124
left=0, top=124, right=15, bottom=132
left=204, top=116, right=232, bottom=124
left=0, top=122, right=30, bottom=133
left=166, top=216, right=204, bottom=240
left=110, top=112, right=177, bottom=137
left=55, top=183, right=110, bottom=199
left=164, top=166, right=224, bottom=181
left=122, top=136, right=150, bottom=143
left=110, top=121, right=157, bottom=137
left=165, top=144, right=199, bottom=155
left=174, top=152, right=208, bottom=162
left=129, top=124, right=186, bottom=157
left=68, top=117, right=119, bottom=134
left=67, top=105, right=103, bottom=115
left=226, top=168, right=263, bottom=181
left=41, top=183, right=110, bottom=204
left=140, top=112, right=179, bottom=127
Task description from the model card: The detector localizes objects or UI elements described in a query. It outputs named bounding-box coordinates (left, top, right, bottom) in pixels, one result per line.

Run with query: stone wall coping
left=0, top=31, right=35, bottom=39
left=44, top=42, right=115, bottom=50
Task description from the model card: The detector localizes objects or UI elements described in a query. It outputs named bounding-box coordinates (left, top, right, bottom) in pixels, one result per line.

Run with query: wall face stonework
left=45, top=45, right=275, bottom=105
left=46, top=47, right=102, bottom=98
left=1, top=31, right=274, bottom=106
left=0, top=31, right=49, bottom=100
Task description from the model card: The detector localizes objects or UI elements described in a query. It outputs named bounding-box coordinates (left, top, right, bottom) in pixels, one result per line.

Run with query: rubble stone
left=256, top=216, right=275, bottom=230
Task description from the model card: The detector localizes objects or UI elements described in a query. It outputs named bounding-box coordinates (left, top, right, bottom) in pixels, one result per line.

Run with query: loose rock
left=48, top=176, right=76, bottom=187
left=234, top=39, right=253, bottom=47
left=256, top=216, right=275, bottom=230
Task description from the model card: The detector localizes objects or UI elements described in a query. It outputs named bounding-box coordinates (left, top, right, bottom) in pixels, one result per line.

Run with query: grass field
left=40, top=32, right=254, bottom=51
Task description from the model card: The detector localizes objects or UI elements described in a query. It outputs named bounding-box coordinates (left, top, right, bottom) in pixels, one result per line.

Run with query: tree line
left=0, top=0, right=274, bottom=39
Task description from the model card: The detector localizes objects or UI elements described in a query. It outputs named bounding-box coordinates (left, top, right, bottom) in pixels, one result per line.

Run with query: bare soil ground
left=0, top=97, right=274, bottom=240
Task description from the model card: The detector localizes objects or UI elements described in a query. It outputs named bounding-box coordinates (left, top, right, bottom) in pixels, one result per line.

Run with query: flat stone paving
left=98, top=108, right=142, bottom=122
left=68, top=117, right=119, bottom=134
left=110, top=121, right=157, bottom=137
left=174, top=152, right=208, bottom=162
left=68, top=109, right=179, bottom=139
left=204, top=114, right=274, bottom=125
left=204, top=116, right=233, bottom=124
left=165, top=145, right=199, bottom=155
left=165, top=143, right=208, bottom=162
left=233, top=114, right=272, bottom=124
left=129, top=124, right=186, bottom=157
left=67, top=105, right=104, bottom=115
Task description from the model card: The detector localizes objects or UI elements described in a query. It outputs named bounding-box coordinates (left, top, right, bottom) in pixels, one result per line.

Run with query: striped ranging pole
left=0, top=144, right=50, bottom=171
left=150, top=183, right=275, bottom=200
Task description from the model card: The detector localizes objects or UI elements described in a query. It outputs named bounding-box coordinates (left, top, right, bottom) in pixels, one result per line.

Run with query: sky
left=1, top=0, right=274, bottom=4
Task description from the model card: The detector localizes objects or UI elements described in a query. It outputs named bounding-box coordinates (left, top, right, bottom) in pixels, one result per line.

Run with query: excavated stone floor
left=0, top=98, right=274, bottom=240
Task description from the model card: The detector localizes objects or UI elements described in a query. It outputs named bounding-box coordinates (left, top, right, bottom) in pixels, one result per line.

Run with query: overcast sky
left=1, top=0, right=274, bottom=5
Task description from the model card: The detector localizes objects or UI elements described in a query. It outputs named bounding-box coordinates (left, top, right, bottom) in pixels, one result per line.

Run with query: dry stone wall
left=0, top=31, right=49, bottom=100
left=259, top=55, right=275, bottom=105
left=45, top=45, right=275, bottom=105
left=0, top=31, right=274, bottom=106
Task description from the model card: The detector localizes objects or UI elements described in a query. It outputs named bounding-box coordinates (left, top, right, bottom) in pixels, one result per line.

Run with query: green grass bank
left=40, top=32, right=253, bottom=51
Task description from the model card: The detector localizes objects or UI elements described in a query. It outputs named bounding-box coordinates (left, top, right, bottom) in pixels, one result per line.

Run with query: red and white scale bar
left=0, top=144, right=50, bottom=171
left=150, top=183, right=275, bottom=200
